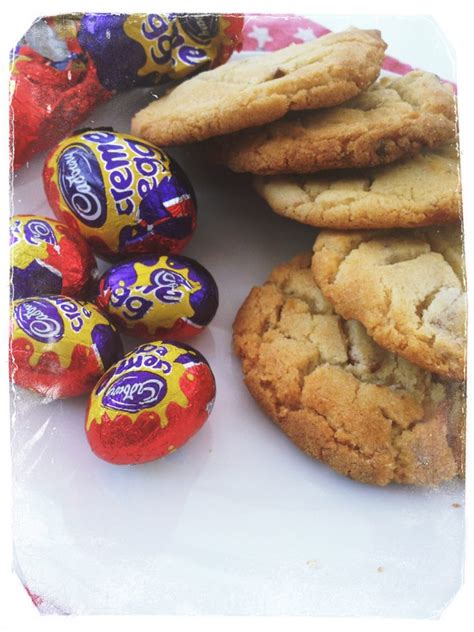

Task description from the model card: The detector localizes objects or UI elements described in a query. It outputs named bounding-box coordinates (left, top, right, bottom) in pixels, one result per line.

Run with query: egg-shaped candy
left=10, top=295, right=124, bottom=398
left=85, top=340, right=216, bottom=464
left=77, top=14, right=244, bottom=91
left=96, top=254, right=218, bottom=340
left=43, top=130, right=197, bottom=260
left=10, top=214, right=97, bottom=300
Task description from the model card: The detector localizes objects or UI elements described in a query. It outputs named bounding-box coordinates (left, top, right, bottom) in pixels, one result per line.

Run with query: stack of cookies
left=132, top=28, right=465, bottom=487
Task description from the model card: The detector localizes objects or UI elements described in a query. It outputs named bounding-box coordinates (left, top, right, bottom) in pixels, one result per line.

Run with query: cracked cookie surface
left=211, top=71, right=456, bottom=174
left=131, top=29, right=386, bottom=145
left=312, top=226, right=466, bottom=380
left=254, top=144, right=461, bottom=229
left=233, top=253, right=464, bottom=486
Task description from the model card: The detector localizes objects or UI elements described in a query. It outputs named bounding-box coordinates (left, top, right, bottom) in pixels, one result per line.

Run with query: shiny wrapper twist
left=10, top=295, right=124, bottom=399
left=96, top=254, right=219, bottom=340
left=10, top=214, right=97, bottom=300
left=85, top=340, right=216, bottom=464
left=43, top=130, right=197, bottom=260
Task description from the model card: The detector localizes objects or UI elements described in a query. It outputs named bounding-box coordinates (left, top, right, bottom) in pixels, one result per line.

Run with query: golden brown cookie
left=131, top=29, right=386, bottom=145
left=211, top=71, right=456, bottom=174
left=254, top=144, right=461, bottom=229
left=233, top=253, right=465, bottom=486
left=312, top=226, right=466, bottom=380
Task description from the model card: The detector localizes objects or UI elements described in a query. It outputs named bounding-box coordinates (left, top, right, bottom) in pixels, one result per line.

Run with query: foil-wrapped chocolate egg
left=10, top=295, right=124, bottom=399
left=43, top=130, right=197, bottom=260
left=10, top=214, right=97, bottom=300
left=77, top=14, right=244, bottom=91
left=96, top=254, right=218, bottom=339
left=85, top=340, right=216, bottom=464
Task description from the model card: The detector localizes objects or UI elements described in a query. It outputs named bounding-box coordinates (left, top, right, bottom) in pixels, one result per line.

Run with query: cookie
left=312, top=226, right=466, bottom=380
left=211, top=71, right=456, bottom=174
left=233, top=253, right=464, bottom=486
left=131, top=29, right=386, bottom=145
left=254, top=143, right=461, bottom=229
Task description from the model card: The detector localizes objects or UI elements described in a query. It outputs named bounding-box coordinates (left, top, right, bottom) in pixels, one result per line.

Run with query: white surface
left=11, top=16, right=464, bottom=617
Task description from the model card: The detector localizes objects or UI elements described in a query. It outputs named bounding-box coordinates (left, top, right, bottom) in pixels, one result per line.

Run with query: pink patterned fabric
left=242, top=14, right=331, bottom=50
left=24, top=584, right=68, bottom=615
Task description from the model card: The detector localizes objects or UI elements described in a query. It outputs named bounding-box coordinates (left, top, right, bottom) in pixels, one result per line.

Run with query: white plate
left=11, top=16, right=464, bottom=617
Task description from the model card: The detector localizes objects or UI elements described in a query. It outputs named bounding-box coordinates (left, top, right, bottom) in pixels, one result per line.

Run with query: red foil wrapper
left=85, top=341, right=216, bottom=464
left=10, top=214, right=98, bottom=300
left=10, top=296, right=124, bottom=399
left=10, top=45, right=112, bottom=170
